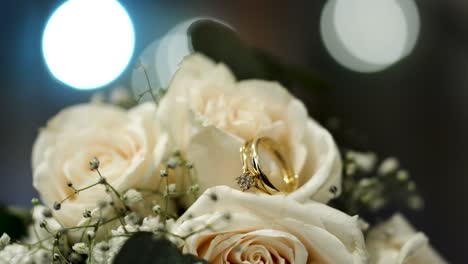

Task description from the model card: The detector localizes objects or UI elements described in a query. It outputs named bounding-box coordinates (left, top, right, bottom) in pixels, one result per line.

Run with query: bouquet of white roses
left=0, top=20, right=447, bottom=264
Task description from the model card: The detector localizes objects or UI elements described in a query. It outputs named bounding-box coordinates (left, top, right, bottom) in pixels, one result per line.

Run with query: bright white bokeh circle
left=42, top=0, right=135, bottom=89
left=320, top=0, right=420, bottom=73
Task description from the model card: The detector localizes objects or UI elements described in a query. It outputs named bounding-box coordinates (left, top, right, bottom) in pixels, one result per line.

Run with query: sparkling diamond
left=236, top=173, right=255, bottom=191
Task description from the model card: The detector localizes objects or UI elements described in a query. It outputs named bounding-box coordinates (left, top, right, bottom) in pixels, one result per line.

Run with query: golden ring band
left=236, top=137, right=298, bottom=194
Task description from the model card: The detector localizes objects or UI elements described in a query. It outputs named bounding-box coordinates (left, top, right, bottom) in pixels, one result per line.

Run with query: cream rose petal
left=289, top=119, right=342, bottom=203
left=173, top=186, right=367, bottom=264
left=366, top=213, right=447, bottom=264
left=32, top=102, right=172, bottom=229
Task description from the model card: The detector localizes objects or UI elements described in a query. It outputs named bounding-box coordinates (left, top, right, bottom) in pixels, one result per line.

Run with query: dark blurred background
left=0, top=0, right=466, bottom=262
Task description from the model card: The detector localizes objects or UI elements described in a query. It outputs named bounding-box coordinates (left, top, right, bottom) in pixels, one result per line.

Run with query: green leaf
left=189, top=19, right=269, bottom=80
left=254, top=49, right=329, bottom=90
left=189, top=19, right=328, bottom=90
left=113, top=232, right=208, bottom=264
left=0, top=205, right=31, bottom=239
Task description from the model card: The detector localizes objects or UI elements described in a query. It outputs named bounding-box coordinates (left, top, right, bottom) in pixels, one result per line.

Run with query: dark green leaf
left=0, top=205, right=31, bottom=239
left=113, top=232, right=207, bottom=264
left=189, top=19, right=268, bottom=80
left=189, top=19, right=328, bottom=90
left=253, top=49, right=329, bottom=90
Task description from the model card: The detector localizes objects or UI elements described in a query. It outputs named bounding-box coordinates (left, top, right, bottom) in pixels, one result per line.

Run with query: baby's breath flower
left=94, top=237, right=127, bottom=264
left=89, top=157, right=100, bottom=171
left=358, top=178, right=377, bottom=188
left=111, top=225, right=138, bottom=236
left=347, top=151, right=377, bottom=172
left=139, top=216, right=163, bottom=232
left=31, top=198, right=40, bottom=206
left=87, top=230, right=95, bottom=240
left=345, top=162, right=357, bottom=176
left=32, top=249, right=51, bottom=263
left=408, top=195, right=424, bottom=210
left=160, top=169, right=168, bottom=177
left=152, top=205, right=161, bottom=215
left=0, top=233, right=10, bottom=250
left=72, top=242, right=88, bottom=255
left=190, top=184, right=200, bottom=193
left=83, top=210, right=92, bottom=218
left=0, top=244, right=29, bottom=263
left=396, top=170, right=409, bottom=182
left=124, top=213, right=140, bottom=226
left=407, top=181, right=416, bottom=191
left=92, top=241, right=110, bottom=263
left=167, top=158, right=179, bottom=169
left=53, top=201, right=61, bottom=210
left=167, top=184, right=176, bottom=193
left=378, top=157, right=400, bottom=175
left=123, top=189, right=143, bottom=205
left=369, top=197, right=386, bottom=211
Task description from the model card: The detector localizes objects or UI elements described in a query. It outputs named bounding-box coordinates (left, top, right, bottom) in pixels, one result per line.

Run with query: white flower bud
left=396, top=170, right=409, bottom=182
left=347, top=151, right=377, bottom=172
left=123, top=189, right=143, bottom=205
left=189, top=184, right=200, bottom=193
left=31, top=198, right=40, bottom=206
left=345, top=163, right=357, bottom=176
left=124, top=213, right=140, bottom=226
left=408, top=195, right=424, bottom=210
left=0, top=233, right=10, bottom=250
left=72, top=242, right=88, bottom=255
left=89, top=157, right=100, bottom=171
left=111, top=225, right=138, bottom=236
left=378, top=157, right=400, bottom=175
left=167, top=184, right=176, bottom=193
left=86, top=230, right=95, bottom=240
left=152, top=205, right=161, bottom=215
left=139, top=216, right=163, bottom=232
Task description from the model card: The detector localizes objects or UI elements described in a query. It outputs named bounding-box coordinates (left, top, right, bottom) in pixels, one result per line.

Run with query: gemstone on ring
left=236, top=172, right=256, bottom=191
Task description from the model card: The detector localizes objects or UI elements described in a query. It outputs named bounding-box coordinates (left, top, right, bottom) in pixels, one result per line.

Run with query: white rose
left=32, top=102, right=170, bottom=228
left=366, top=213, right=447, bottom=264
left=157, top=53, right=341, bottom=204
left=172, top=186, right=367, bottom=263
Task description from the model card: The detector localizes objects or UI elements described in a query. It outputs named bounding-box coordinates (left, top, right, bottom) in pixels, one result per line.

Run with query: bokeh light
left=42, top=0, right=135, bottom=90
left=320, top=0, right=420, bottom=73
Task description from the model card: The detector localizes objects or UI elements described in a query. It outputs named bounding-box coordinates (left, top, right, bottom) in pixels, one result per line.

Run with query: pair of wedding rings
left=236, top=137, right=298, bottom=194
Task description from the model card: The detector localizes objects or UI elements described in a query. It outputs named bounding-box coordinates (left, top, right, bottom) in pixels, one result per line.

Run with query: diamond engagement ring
left=236, top=137, right=298, bottom=194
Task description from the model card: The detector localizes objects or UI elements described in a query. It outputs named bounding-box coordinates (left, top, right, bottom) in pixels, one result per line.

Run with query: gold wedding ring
left=236, top=137, right=298, bottom=194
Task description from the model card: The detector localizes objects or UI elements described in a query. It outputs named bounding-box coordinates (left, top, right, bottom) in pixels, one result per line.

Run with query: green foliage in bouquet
left=0, top=206, right=30, bottom=240
left=329, top=151, right=423, bottom=216
left=189, top=19, right=328, bottom=90
left=114, top=232, right=207, bottom=264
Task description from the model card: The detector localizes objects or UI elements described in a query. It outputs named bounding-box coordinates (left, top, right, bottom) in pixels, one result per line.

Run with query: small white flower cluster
left=0, top=206, right=57, bottom=263
left=0, top=243, right=51, bottom=264
left=0, top=183, right=167, bottom=263
left=89, top=215, right=168, bottom=264
left=123, top=189, right=143, bottom=206
left=91, top=238, right=126, bottom=264
left=0, top=233, right=10, bottom=250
